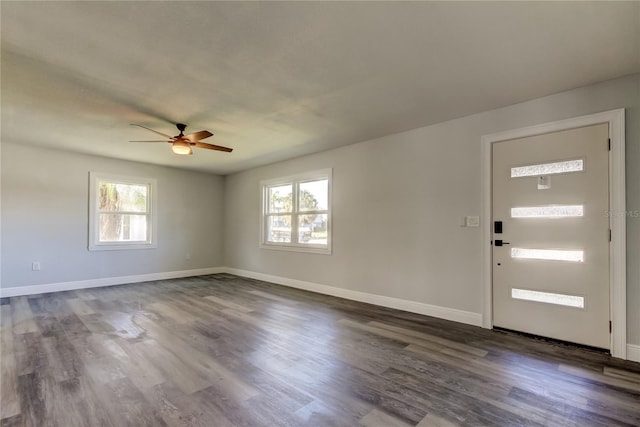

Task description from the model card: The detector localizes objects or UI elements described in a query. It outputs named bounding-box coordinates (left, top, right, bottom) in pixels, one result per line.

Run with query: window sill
left=88, top=242, right=157, bottom=251
left=260, top=242, right=331, bottom=255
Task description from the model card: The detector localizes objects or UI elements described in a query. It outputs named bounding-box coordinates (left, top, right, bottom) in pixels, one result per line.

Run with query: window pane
left=266, top=215, right=291, bottom=243
left=299, top=179, right=328, bottom=211
left=511, top=159, right=583, bottom=178
left=511, top=205, right=584, bottom=218
left=512, top=288, right=584, bottom=308
left=98, top=182, right=148, bottom=212
left=268, top=185, right=292, bottom=213
left=99, top=214, right=148, bottom=242
left=298, top=214, right=328, bottom=245
left=511, top=247, right=584, bottom=262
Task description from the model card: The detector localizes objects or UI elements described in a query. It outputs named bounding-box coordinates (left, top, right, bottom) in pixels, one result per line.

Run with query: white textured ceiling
left=2, top=1, right=639, bottom=174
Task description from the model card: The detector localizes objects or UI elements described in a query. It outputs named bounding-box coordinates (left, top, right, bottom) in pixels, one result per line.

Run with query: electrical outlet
left=32, top=261, right=41, bottom=271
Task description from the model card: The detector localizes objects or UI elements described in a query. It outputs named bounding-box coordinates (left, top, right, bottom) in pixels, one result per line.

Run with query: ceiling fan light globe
left=172, top=141, right=192, bottom=155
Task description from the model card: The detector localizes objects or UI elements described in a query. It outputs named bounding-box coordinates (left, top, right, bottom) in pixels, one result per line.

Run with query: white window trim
left=260, top=169, right=332, bottom=254
left=88, top=172, right=158, bottom=251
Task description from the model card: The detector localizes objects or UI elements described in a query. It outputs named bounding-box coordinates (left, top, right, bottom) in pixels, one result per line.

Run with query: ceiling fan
left=130, top=123, right=232, bottom=155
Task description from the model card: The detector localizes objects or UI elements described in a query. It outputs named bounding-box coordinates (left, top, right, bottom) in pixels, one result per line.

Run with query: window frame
left=260, top=169, right=332, bottom=254
left=88, top=172, right=158, bottom=251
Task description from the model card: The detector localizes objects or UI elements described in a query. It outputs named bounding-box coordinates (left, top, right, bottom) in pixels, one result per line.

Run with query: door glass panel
left=511, top=247, right=584, bottom=262
left=511, top=159, right=583, bottom=178
left=511, top=205, right=584, bottom=218
left=512, top=288, right=584, bottom=308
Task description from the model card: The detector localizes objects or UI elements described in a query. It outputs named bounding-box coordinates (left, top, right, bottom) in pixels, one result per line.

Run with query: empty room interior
left=1, top=2, right=640, bottom=426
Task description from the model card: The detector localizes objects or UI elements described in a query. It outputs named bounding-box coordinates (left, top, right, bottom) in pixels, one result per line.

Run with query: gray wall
left=1, top=74, right=637, bottom=345
left=223, top=74, right=640, bottom=345
left=1, top=144, right=225, bottom=287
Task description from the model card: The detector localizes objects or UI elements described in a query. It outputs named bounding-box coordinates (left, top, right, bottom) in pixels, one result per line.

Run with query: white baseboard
left=0, top=267, right=225, bottom=298
left=223, top=267, right=483, bottom=327
left=627, top=344, right=640, bottom=363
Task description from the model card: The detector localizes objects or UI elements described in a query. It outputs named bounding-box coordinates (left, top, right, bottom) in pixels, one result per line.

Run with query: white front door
left=492, top=123, right=610, bottom=349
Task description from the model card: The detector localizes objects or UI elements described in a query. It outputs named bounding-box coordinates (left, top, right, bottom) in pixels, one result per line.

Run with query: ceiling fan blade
left=130, top=124, right=173, bottom=139
left=129, top=140, right=169, bottom=143
left=183, top=130, right=213, bottom=142
left=195, top=142, right=233, bottom=152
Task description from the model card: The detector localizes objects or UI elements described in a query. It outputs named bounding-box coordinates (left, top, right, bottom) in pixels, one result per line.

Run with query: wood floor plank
left=203, top=294, right=254, bottom=313
left=134, top=338, right=211, bottom=395
left=16, top=372, right=46, bottom=427
left=50, top=375, right=114, bottom=427
left=0, top=414, right=22, bottom=427
left=12, top=333, right=44, bottom=377
left=2, top=274, right=639, bottom=426
left=147, top=301, right=200, bottom=324
left=508, top=386, right=638, bottom=427
left=136, top=382, right=190, bottom=427
left=68, top=335, right=127, bottom=385
left=66, top=298, right=95, bottom=316
left=98, top=310, right=146, bottom=340
left=72, top=289, right=97, bottom=301
left=416, top=412, right=463, bottom=427
left=74, top=313, right=116, bottom=335
left=603, top=366, right=640, bottom=383
left=405, top=343, right=605, bottom=412
left=381, top=365, right=554, bottom=426
left=133, top=314, right=260, bottom=402
left=101, top=376, right=168, bottom=427
left=149, top=382, right=238, bottom=427
left=559, top=364, right=640, bottom=392
left=246, top=289, right=297, bottom=304
left=10, top=297, right=38, bottom=335
left=368, top=320, right=488, bottom=357
left=360, top=408, right=413, bottom=427
left=0, top=305, right=20, bottom=420
left=41, top=332, right=82, bottom=383
left=294, top=399, right=348, bottom=427
left=109, top=338, right=166, bottom=390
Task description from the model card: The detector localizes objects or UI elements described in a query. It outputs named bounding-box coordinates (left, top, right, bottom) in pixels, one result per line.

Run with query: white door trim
left=481, top=109, right=626, bottom=359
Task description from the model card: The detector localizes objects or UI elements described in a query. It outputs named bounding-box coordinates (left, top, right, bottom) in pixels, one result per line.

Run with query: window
left=261, top=169, right=331, bottom=253
left=89, top=172, right=157, bottom=250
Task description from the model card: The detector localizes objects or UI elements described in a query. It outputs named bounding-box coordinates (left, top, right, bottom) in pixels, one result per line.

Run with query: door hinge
left=609, top=229, right=612, bottom=242
left=609, top=321, right=612, bottom=333
left=608, top=138, right=611, bottom=151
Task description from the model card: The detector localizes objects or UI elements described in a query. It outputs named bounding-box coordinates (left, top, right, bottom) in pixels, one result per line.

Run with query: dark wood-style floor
left=1, top=274, right=639, bottom=427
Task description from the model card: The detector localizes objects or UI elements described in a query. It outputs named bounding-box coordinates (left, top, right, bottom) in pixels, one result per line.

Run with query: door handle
left=494, top=240, right=510, bottom=246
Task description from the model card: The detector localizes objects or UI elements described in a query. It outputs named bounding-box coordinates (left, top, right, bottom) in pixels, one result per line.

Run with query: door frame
left=480, top=109, right=626, bottom=359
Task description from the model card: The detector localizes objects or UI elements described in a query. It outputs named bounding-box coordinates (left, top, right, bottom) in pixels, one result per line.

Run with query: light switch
left=465, top=216, right=480, bottom=227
